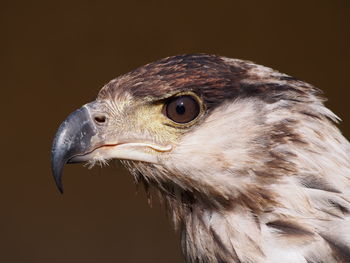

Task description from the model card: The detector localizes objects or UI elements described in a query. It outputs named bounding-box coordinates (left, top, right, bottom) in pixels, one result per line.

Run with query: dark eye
left=165, top=95, right=200, bottom=123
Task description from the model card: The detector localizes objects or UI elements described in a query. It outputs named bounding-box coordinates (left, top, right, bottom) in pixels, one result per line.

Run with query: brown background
left=1, top=0, right=349, bottom=262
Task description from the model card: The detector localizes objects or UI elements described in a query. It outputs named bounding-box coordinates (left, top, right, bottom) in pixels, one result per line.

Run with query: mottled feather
left=98, top=54, right=350, bottom=263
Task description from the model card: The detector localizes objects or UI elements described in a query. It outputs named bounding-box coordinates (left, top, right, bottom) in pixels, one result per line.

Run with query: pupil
left=176, top=104, right=186, bottom=115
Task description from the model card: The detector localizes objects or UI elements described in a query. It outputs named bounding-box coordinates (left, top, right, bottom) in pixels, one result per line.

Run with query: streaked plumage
left=52, top=54, right=350, bottom=263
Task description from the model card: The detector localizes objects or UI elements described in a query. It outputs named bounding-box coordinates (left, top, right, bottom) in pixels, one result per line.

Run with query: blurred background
left=1, top=0, right=349, bottom=262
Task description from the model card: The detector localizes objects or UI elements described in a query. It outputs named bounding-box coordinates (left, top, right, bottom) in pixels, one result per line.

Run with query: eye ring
left=164, top=95, right=200, bottom=124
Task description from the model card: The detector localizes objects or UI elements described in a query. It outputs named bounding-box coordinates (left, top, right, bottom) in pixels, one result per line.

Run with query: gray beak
left=51, top=105, right=97, bottom=193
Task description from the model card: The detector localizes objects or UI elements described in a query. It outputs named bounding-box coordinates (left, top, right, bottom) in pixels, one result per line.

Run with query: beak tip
left=58, top=186, right=64, bottom=194
left=55, top=177, right=64, bottom=194
left=52, top=169, right=64, bottom=194
left=51, top=157, right=65, bottom=194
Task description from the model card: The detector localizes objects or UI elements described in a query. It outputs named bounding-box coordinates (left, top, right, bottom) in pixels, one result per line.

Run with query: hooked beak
left=51, top=103, right=172, bottom=193
left=51, top=105, right=98, bottom=193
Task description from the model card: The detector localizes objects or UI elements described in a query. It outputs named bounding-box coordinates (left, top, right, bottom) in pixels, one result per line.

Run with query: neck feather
left=123, top=98, right=350, bottom=263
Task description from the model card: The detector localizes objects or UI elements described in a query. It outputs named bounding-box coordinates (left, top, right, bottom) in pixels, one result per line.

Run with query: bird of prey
left=51, top=54, right=350, bottom=263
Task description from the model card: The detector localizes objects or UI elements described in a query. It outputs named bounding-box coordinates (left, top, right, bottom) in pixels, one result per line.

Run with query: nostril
left=94, top=115, right=106, bottom=124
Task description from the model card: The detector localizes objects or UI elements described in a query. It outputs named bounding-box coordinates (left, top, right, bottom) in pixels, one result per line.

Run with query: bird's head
left=52, top=54, right=335, bottom=212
